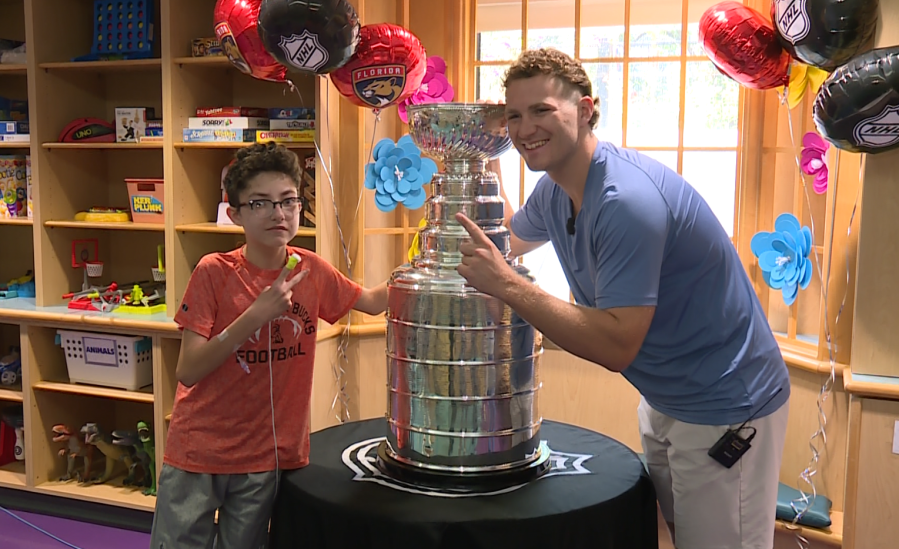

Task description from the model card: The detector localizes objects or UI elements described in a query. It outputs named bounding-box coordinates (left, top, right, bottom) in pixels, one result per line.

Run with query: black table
left=269, top=418, right=658, bottom=549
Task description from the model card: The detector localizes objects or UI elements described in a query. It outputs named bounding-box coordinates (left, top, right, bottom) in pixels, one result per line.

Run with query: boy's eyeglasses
left=239, top=197, right=302, bottom=217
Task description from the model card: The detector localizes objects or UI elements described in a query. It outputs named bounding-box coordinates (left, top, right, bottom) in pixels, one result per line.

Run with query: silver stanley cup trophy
left=375, top=103, right=549, bottom=489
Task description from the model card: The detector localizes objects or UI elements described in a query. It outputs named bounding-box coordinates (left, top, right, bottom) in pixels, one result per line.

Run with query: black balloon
left=813, top=46, right=899, bottom=155
left=771, top=0, right=879, bottom=72
left=257, top=0, right=361, bottom=75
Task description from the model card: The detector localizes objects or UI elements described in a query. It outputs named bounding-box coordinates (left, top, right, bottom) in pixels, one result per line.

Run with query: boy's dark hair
left=224, top=142, right=302, bottom=207
left=502, top=48, right=600, bottom=129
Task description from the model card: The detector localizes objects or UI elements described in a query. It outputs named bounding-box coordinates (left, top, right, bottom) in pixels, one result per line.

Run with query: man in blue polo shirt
left=455, top=48, right=791, bottom=549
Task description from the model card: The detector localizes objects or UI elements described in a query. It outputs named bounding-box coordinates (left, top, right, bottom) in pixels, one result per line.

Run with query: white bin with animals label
left=56, top=330, right=153, bottom=391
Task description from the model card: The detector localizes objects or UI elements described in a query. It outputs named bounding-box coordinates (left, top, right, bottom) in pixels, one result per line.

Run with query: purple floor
left=0, top=507, right=150, bottom=549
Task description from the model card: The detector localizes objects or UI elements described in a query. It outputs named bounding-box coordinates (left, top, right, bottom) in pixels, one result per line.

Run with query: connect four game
left=76, top=0, right=156, bottom=61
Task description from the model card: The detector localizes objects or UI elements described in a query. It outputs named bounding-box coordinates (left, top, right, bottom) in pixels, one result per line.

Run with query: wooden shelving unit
left=0, top=0, right=332, bottom=514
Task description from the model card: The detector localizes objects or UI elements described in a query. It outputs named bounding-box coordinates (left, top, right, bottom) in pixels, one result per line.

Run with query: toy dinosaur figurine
left=81, top=423, right=135, bottom=485
left=111, top=429, right=148, bottom=487
left=52, top=424, right=93, bottom=482
left=137, top=421, right=155, bottom=496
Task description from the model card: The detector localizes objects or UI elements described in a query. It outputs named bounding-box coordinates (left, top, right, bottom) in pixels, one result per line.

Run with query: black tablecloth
left=269, top=418, right=658, bottom=549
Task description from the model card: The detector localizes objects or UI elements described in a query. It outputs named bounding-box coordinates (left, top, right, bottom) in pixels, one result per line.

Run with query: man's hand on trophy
left=455, top=212, right=516, bottom=299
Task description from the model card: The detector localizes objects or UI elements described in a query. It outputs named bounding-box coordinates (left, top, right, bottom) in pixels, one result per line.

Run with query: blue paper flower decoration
left=750, top=213, right=814, bottom=306
left=363, top=134, right=438, bottom=212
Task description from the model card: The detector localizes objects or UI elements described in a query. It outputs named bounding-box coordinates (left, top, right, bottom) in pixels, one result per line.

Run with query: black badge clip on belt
left=708, top=388, right=783, bottom=469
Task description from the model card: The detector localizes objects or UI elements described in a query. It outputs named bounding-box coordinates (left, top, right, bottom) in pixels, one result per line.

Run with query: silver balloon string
left=308, top=84, right=383, bottom=423
left=306, top=83, right=353, bottom=423
left=782, top=99, right=859, bottom=547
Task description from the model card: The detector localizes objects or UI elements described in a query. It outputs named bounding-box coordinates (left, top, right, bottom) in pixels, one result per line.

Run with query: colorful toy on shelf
left=112, top=421, right=155, bottom=495
left=81, top=423, right=135, bottom=485
left=52, top=424, right=95, bottom=482
left=75, top=0, right=156, bottom=62
left=74, top=206, right=131, bottom=223
left=138, top=421, right=155, bottom=496
left=1, top=405, right=24, bottom=462
left=152, top=244, right=165, bottom=282
left=111, top=428, right=149, bottom=487
left=58, top=118, right=116, bottom=143
left=117, top=283, right=166, bottom=315
left=72, top=239, right=101, bottom=292
left=125, top=179, right=164, bottom=224
left=0, top=419, right=17, bottom=466
left=0, top=346, right=21, bottom=385
left=0, top=271, right=36, bottom=299
left=118, top=245, right=167, bottom=315
left=65, top=239, right=125, bottom=312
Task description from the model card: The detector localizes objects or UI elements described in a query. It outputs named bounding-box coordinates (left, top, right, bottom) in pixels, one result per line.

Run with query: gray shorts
left=149, top=463, right=279, bottom=549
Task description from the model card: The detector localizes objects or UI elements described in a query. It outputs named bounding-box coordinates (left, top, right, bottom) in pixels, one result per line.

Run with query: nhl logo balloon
left=329, top=23, right=427, bottom=112
left=698, top=2, right=790, bottom=91
left=771, top=0, right=879, bottom=72
left=813, top=46, right=899, bottom=154
left=257, top=0, right=361, bottom=75
left=213, top=0, right=286, bottom=83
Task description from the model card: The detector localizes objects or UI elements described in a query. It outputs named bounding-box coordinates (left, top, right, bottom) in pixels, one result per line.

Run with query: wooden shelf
left=33, top=381, right=155, bottom=404
left=775, top=511, right=843, bottom=547
left=175, top=142, right=315, bottom=150
left=175, top=222, right=315, bottom=238
left=42, top=142, right=163, bottom=150
left=35, top=477, right=155, bottom=512
left=0, top=461, right=26, bottom=489
left=0, top=385, right=23, bottom=402
left=0, top=298, right=177, bottom=333
left=1, top=0, right=328, bottom=515
left=44, top=221, right=164, bottom=232
left=37, top=59, right=162, bottom=73
left=173, top=56, right=229, bottom=66
left=0, top=63, right=26, bottom=75
left=0, top=218, right=32, bottom=226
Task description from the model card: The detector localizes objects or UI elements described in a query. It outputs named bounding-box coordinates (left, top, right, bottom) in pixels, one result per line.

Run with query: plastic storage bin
left=57, top=330, right=152, bottom=391
left=125, top=178, right=164, bottom=224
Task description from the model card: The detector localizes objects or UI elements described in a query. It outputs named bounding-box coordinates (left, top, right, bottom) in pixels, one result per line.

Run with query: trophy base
left=375, top=440, right=552, bottom=494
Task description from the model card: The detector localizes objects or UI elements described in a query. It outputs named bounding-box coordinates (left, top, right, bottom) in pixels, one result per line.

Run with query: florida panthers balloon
left=698, top=2, right=790, bottom=90
left=257, top=0, right=361, bottom=75
left=771, top=0, right=879, bottom=72
left=813, top=46, right=899, bottom=154
left=213, top=0, right=287, bottom=83
left=329, top=24, right=427, bottom=112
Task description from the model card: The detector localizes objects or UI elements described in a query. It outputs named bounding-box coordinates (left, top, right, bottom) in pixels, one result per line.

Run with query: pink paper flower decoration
left=398, top=56, right=455, bottom=123
left=800, top=132, right=830, bottom=195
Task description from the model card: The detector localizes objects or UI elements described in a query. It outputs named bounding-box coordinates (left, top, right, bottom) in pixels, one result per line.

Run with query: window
left=472, top=0, right=741, bottom=302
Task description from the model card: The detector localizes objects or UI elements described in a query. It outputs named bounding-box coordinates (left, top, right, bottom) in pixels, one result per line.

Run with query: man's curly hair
left=223, top=142, right=302, bottom=207
left=502, top=48, right=600, bottom=129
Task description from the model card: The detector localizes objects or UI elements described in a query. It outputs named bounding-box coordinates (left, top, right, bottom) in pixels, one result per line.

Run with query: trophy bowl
left=406, top=102, right=513, bottom=161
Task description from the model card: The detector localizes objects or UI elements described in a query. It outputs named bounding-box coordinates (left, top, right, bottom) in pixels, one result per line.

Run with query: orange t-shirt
left=163, top=246, right=362, bottom=474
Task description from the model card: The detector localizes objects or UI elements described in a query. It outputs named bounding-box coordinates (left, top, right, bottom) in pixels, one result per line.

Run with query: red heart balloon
left=699, top=1, right=790, bottom=90
left=214, top=0, right=287, bottom=83
left=329, top=23, right=427, bottom=112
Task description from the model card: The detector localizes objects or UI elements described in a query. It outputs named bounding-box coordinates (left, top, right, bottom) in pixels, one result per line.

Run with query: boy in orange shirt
left=149, top=142, right=388, bottom=549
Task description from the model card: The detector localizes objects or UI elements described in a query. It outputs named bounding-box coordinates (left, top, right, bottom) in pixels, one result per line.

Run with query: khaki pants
left=149, top=463, right=279, bottom=549
left=638, top=397, right=789, bottom=549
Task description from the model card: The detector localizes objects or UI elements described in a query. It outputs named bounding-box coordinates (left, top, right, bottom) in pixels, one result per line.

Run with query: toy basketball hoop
left=72, top=239, right=101, bottom=291
left=152, top=244, right=165, bottom=282
left=85, top=261, right=104, bottom=278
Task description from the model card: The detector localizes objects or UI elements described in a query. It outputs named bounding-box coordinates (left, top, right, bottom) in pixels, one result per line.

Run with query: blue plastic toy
left=0, top=347, right=21, bottom=386
left=75, top=0, right=156, bottom=61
